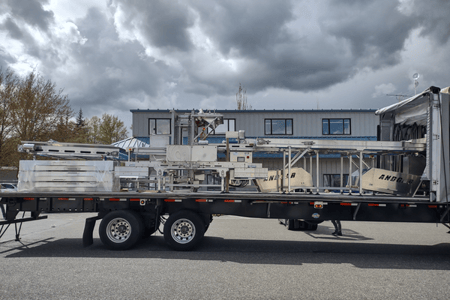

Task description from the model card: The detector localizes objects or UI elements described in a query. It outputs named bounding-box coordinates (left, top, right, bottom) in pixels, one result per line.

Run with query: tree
left=86, top=114, right=128, bottom=144
left=0, top=68, right=18, bottom=166
left=51, top=115, right=77, bottom=143
left=0, top=69, right=74, bottom=166
left=76, top=108, right=85, bottom=128
left=86, top=116, right=101, bottom=143
left=9, top=70, right=73, bottom=142
left=236, top=83, right=251, bottom=110
left=99, top=114, right=128, bottom=144
left=0, top=69, right=130, bottom=167
left=73, top=108, right=90, bottom=143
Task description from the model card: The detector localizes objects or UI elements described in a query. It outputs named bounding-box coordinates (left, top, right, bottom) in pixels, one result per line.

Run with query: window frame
left=323, top=174, right=349, bottom=188
left=148, top=118, right=171, bottom=135
left=322, top=118, right=351, bottom=135
left=208, top=118, right=236, bottom=135
left=264, top=118, right=293, bottom=135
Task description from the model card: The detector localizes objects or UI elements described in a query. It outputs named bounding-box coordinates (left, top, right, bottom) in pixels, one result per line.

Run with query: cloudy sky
left=1, top=0, right=450, bottom=130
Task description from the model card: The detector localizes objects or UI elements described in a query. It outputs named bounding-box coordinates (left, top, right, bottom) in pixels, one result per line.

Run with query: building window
left=322, top=119, right=351, bottom=135
left=149, top=118, right=171, bottom=135
left=265, top=119, right=293, bottom=135
left=323, top=174, right=349, bottom=188
left=208, top=119, right=236, bottom=134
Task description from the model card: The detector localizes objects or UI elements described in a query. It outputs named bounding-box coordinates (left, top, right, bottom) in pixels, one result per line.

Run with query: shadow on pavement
left=2, top=234, right=450, bottom=270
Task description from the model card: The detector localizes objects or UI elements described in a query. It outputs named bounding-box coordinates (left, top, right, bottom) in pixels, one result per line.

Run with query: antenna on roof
left=386, top=94, right=411, bottom=102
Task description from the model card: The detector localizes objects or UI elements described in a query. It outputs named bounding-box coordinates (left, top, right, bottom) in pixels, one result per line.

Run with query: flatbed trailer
left=1, top=190, right=448, bottom=250
left=1, top=86, right=450, bottom=250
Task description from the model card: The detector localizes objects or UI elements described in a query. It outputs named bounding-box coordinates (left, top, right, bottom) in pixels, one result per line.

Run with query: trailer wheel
left=99, top=210, right=143, bottom=250
left=164, top=210, right=205, bottom=251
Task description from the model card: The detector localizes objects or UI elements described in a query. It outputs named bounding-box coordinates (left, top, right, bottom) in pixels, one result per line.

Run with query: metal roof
left=131, top=108, right=377, bottom=113
left=375, top=86, right=441, bottom=115
left=111, top=137, right=150, bottom=149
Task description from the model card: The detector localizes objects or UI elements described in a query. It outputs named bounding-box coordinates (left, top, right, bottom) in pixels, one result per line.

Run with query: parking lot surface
left=1, top=213, right=450, bottom=299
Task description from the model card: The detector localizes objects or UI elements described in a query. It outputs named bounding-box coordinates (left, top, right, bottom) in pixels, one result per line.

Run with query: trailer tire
left=164, top=210, right=205, bottom=251
left=99, top=210, right=143, bottom=250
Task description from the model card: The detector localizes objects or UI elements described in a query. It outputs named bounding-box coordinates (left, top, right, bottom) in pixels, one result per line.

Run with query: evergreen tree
left=76, top=108, right=85, bottom=128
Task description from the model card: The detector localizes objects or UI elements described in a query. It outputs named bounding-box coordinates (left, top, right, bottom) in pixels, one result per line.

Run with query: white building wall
left=132, top=109, right=378, bottom=138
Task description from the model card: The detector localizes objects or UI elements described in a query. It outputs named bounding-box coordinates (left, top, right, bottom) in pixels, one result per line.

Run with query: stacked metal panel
left=18, top=160, right=119, bottom=192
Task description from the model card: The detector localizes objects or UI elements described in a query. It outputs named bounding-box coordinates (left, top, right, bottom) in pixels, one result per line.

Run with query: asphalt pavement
left=1, top=212, right=450, bottom=299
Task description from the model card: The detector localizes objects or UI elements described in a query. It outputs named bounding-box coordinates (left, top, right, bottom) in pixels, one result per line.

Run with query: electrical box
left=230, top=151, right=252, bottom=163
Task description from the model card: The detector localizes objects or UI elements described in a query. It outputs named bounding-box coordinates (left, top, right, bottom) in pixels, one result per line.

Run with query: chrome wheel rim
left=106, top=218, right=132, bottom=243
left=171, top=218, right=195, bottom=244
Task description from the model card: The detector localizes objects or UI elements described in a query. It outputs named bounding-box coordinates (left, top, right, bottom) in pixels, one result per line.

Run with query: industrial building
left=130, top=108, right=379, bottom=188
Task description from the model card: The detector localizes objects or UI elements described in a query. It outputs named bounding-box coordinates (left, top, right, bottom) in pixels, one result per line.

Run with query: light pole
left=413, top=73, right=420, bottom=95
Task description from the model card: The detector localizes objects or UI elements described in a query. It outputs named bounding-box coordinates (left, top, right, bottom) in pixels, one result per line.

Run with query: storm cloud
left=5, top=0, right=54, bottom=32
left=0, top=0, right=449, bottom=128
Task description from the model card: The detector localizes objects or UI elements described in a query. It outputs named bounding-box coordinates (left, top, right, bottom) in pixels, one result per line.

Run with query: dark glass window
left=208, top=119, right=236, bottom=134
left=149, top=118, right=171, bottom=135
left=323, top=174, right=349, bottom=187
left=322, top=119, right=351, bottom=135
left=265, top=119, right=293, bottom=135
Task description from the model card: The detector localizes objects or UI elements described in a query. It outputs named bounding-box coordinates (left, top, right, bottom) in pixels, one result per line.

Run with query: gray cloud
left=178, top=1, right=355, bottom=94
left=190, top=0, right=294, bottom=57
left=0, top=0, right=56, bottom=65
left=412, top=0, right=450, bottom=45
left=5, top=0, right=54, bottom=32
left=0, top=16, right=43, bottom=63
left=48, top=8, right=177, bottom=115
left=320, top=0, right=417, bottom=69
left=1, top=0, right=450, bottom=127
left=0, top=17, right=24, bottom=40
left=105, top=0, right=450, bottom=101
left=112, top=0, right=195, bottom=52
left=0, top=48, right=17, bottom=69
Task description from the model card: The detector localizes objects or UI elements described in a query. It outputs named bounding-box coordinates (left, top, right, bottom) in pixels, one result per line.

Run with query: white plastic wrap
left=17, top=160, right=119, bottom=192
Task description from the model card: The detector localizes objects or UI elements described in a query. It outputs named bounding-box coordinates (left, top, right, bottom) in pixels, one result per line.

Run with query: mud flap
left=83, top=216, right=101, bottom=247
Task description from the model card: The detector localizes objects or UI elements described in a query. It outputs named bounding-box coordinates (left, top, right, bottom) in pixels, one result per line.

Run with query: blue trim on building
left=145, top=136, right=376, bottom=146
left=219, top=152, right=363, bottom=159
left=203, top=136, right=377, bottom=143
left=126, top=135, right=377, bottom=159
